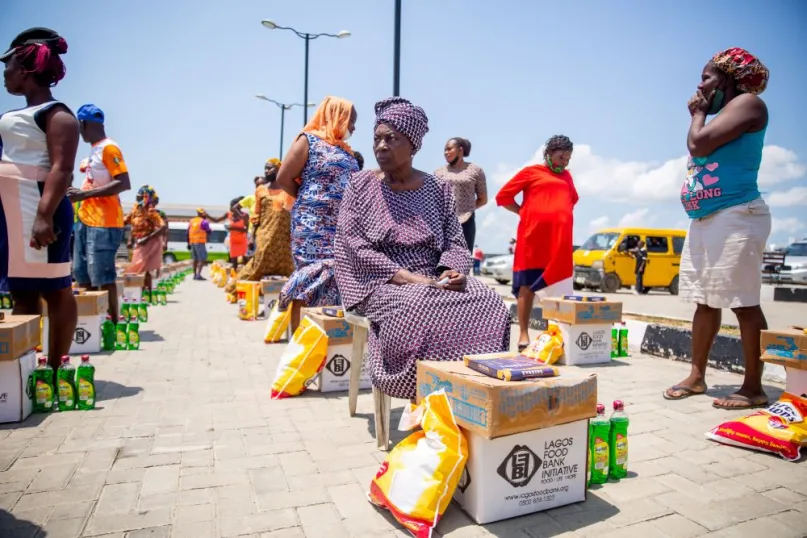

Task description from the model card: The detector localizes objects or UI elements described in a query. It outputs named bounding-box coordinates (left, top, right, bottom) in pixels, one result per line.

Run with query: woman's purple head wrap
left=374, top=97, right=429, bottom=154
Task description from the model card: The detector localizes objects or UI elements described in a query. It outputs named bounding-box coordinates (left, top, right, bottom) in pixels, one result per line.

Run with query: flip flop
left=712, top=394, right=769, bottom=410
left=517, top=343, right=529, bottom=352
left=663, top=384, right=707, bottom=401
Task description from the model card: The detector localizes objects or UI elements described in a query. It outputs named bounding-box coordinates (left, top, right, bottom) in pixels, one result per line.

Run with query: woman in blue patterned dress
left=276, top=96, right=358, bottom=330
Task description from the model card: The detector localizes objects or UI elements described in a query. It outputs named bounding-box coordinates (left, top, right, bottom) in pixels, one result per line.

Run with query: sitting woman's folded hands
left=389, top=268, right=467, bottom=292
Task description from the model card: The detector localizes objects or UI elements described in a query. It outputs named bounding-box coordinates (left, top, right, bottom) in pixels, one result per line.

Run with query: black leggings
left=461, top=213, right=475, bottom=252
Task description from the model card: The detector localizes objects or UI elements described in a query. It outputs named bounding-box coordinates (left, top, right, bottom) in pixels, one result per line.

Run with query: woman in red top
left=496, top=135, right=579, bottom=350
left=226, top=197, right=249, bottom=268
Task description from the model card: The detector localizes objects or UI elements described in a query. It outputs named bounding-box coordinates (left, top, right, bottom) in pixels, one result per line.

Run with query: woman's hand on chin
left=438, top=269, right=467, bottom=292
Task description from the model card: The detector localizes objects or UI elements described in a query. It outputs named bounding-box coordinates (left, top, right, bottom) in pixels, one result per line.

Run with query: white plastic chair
left=344, top=310, right=391, bottom=451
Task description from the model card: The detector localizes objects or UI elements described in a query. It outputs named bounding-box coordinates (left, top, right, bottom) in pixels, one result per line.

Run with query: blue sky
left=3, top=0, right=806, bottom=251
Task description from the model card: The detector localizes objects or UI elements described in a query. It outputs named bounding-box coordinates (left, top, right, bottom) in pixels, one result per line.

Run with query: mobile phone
left=437, top=277, right=450, bottom=286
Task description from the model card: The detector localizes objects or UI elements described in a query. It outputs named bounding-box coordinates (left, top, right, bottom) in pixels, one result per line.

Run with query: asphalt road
left=478, top=276, right=805, bottom=330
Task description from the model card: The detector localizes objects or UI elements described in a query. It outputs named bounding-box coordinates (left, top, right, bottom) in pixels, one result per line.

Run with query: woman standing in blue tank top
left=665, top=48, right=772, bottom=410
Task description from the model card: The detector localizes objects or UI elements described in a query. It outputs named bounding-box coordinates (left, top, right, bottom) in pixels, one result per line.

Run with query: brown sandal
left=663, top=384, right=707, bottom=401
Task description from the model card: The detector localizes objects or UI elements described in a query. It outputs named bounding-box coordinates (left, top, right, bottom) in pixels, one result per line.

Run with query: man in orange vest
left=187, top=208, right=224, bottom=280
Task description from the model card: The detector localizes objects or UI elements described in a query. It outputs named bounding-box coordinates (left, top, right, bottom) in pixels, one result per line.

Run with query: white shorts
left=679, top=197, right=771, bottom=309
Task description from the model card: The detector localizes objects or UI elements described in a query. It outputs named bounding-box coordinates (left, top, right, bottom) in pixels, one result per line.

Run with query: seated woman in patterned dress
left=334, top=97, right=511, bottom=400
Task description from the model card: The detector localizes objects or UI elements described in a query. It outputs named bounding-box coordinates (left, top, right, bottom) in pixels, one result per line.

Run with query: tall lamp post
left=393, top=0, right=401, bottom=96
left=260, top=20, right=350, bottom=125
left=255, top=95, right=315, bottom=156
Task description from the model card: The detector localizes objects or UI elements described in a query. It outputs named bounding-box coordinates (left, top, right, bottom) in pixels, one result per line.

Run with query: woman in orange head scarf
left=275, top=96, right=359, bottom=331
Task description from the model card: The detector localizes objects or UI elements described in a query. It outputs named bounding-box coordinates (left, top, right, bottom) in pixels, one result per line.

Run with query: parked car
left=762, top=241, right=807, bottom=285
left=573, top=227, right=687, bottom=294
left=162, top=221, right=229, bottom=264
left=487, top=255, right=514, bottom=284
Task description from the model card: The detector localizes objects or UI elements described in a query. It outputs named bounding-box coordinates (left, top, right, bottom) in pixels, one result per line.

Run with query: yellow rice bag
left=264, top=302, right=291, bottom=343
left=522, top=322, right=564, bottom=365
left=270, top=316, right=328, bottom=399
left=369, top=390, right=468, bottom=538
left=707, top=392, right=807, bottom=461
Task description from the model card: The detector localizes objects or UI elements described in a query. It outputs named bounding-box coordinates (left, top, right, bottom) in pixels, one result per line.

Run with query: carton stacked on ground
left=0, top=315, right=40, bottom=423
left=761, top=328, right=807, bottom=395
left=42, top=291, right=108, bottom=355
left=302, top=307, right=371, bottom=393
left=542, top=297, right=623, bottom=365
left=261, top=277, right=287, bottom=308
left=417, top=358, right=597, bottom=524
left=122, top=274, right=145, bottom=304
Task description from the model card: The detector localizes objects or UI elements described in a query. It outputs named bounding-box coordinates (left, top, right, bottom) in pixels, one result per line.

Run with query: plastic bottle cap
left=613, top=400, right=625, bottom=410
left=81, top=355, right=90, bottom=361
left=596, top=403, right=605, bottom=414
left=61, top=356, right=70, bottom=363
left=38, top=357, right=47, bottom=365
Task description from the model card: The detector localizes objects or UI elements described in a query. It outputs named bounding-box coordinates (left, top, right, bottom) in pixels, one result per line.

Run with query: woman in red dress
left=496, top=135, right=578, bottom=350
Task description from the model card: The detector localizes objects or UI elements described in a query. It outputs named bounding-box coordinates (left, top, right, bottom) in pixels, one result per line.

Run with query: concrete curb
left=774, top=286, right=807, bottom=303
left=508, top=302, right=786, bottom=384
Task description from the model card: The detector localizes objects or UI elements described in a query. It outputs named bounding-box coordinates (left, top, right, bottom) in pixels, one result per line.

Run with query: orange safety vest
left=188, top=217, right=207, bottom=244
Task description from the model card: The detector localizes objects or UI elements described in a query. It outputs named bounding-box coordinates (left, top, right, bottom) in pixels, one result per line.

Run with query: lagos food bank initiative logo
left=497, top=445, right=541, bottom=487
left=74, top=327, right=91, bottom=345
left=576, top=332, right=592, bottom=350
left=326, top=354, right=350, bottom=377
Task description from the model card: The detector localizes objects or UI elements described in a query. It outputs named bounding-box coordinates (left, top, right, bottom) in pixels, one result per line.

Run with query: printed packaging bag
left=369, top=390, right=468, bottom=538
left=522, top=322, right=564, bottom=365
left=706, top=392, right=807, bottom=461
left=270, top=316, right=328, bottom=399
left=264, top=302, right=291, bottom=343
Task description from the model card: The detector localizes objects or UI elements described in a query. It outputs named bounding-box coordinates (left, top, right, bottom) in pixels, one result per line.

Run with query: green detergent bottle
left=1, top=292, right=11, bottom=309
left=611, top=326, right=619, bottom=359
left=116, top=322, right=128, bottom=350
left=618, top=322, right=629, bottom=357
left=138, top=301, right=149, bottom=323
left=588, top=403, right=610, bottom=486
left=142, top=289, right=151, bottom=305
left=158, top=289, right=167, bottom=306
left=56, top=356, right=76, bottom=411
left=150, top=290, right=159, bottom=306
left=32, top=357, right=55, bottom=413
left=101, top=315, right=116, bottom=351
left=128, top=320, right=140, bottom=350
left=609, top=400, right=630, bottom=480
left=76, top=355, right=96, bottom=410
left=120, top=299, right=130, bottom=323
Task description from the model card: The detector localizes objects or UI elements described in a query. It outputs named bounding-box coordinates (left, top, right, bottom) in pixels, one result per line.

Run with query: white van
left=163, top=221, right=229, bottom=264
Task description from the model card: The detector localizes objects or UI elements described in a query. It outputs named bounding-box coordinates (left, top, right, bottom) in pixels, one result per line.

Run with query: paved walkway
left=1, top=276, right=806, bottom=538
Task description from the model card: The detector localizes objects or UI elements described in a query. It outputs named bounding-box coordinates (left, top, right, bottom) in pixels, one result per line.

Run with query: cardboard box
left=43, top=291, right=108, bottom=317
left=557, top=322, right=612, bottom=366
left=0, top=350, right=36, bottom=423
left=761, top=329, right=807, bottom=395
left=416, top=357, right=597, bottom=439
left=542, top=298, right=622, bottom=325
left=0, top=315, right=40, bottom=362
left=123, top=274, right=145, bottom=288
left=43, top=314, right=103, bottom=355
left=455, top=419, right=588, bottom=524
left=309, top=343, right=372, bottom=393
left=301, top=308, right=371, bottom=392
left=261, top=278, right=288, bottom=297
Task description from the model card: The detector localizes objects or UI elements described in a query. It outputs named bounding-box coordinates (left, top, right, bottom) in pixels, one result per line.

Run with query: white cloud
left=767, top=186, right=807, bottom=207
left=588, top=216, right=610, bottom=231
left=758, top=146, right=807, bottom=186
left=617, top=208, right=656, bottom=228
left=771, top=217, right=805, bottom=235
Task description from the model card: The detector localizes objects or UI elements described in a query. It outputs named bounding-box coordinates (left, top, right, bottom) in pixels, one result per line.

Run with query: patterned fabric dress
left=335, top=171, right=511, bottom=399
left=226, top=185, right=293, bottom=294
left=279, top=133, right=358, bottom=309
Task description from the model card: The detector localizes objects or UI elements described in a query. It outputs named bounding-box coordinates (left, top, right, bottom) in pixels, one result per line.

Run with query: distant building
left=121, top=203, right=230, bottom=223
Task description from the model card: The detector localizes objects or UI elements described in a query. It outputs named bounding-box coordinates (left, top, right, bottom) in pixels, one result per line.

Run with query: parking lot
left=480, top=277, right=804, bottom=330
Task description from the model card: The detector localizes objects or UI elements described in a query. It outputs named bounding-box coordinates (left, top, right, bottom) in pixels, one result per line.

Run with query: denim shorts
left=190, top=243, right=208, bottom=262
left=73, top=221, right=123, bottom=287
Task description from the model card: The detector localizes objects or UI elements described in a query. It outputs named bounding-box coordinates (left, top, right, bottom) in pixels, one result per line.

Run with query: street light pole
left=304, top=34, right=310, bottom=125
left=261, top=20, right=350, bottom=126
left=255, top=95, right=315, bottom=156
left=393, top=0, right=401, bottom=96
